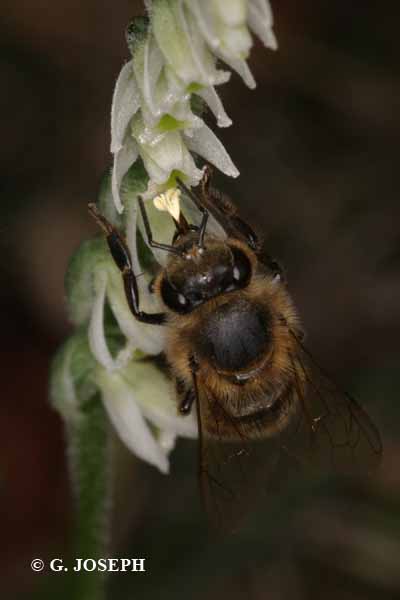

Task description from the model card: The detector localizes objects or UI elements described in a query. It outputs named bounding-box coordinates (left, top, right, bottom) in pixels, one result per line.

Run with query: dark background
left=1, top=1, right=400, bottom=598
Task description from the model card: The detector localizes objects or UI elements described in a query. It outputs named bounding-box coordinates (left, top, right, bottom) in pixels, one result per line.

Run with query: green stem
left=67, top=395, right=111, bottom=600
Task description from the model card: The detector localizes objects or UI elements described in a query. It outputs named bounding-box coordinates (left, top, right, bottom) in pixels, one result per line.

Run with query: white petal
left=184, top=0, right=220, bottom=50
left=57, top=342, right=81, bottom=422
left=158, top=430, right=176, bottom=453
left=248, top=0, right=278, bottom=50
left=218, top=24, right=252, bottom=59
left=111, top=135, right=139, bottom=213
left=212, top=0, right=247, bottom=27
left=138, top=128, right=203, bottom=185
left=216, top=50, right=256, bottom=89
left=159, top=66, right=189, bottom=112
left=152, top=0, right=222, bottom=86
left=136, top=35, right=165, bottom=117
left=176, top=2, right=223, bottom=86
left=106, top=268, right=165, bottom=355
left=120, top=360, right=197, bottom=438
left=166, top=100, right=203, bottom=131
left=111, top=61, right=141, bottom=154
left=198, top=86, right=232, bottom=127
left=184, top=124, right=239, bottom=178
left=152, top=0, right=200, bottom=85
left=142, top=400, right=197, bottom=439
left=100, top=372, right=169, bottom=474
left=135, top=103, right=167, bottom=145
left=125, top=198, right=142, bottom=274
left=180, top=142, right=205, bottom=183
left=140, top=148, right=171, bottom=184
left=115, top=341, right=136, bottom=369
left=88, top=273, right=117, bottom=370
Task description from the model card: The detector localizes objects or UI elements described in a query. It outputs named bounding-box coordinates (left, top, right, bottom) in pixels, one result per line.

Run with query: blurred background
left=1, top=0, right=400, bottom=598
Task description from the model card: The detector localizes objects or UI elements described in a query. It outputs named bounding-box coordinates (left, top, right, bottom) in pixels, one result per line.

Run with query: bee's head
left=158, top=236, right=254, bottom=314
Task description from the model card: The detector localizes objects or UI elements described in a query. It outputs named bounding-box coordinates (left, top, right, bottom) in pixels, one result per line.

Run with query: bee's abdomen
left=200, top=301, right=271, bottom=372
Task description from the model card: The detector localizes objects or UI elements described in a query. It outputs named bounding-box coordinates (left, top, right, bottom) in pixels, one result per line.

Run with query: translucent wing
left=196, top=337, right=382, bottom=531
left=283, top=336, right=382, bottom=473
left=197, top=384, right=283, bottom=532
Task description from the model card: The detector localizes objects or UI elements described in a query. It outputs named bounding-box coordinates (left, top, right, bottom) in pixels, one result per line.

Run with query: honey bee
left=89, top=169, right=382, bottom=531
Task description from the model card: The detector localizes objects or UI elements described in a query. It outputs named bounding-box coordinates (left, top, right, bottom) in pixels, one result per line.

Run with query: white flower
left=131, top=113, right=205, bottom=186
left=151, top=0, right=230, bottom=87
left=56, top=0, right=278, bottom=474
left=247, top=0, right=278, bottom=51
left=110, top=60, right=140, bottom=154
left=109, top=0, right=277, bottom=213
left=96, top=360, right=197, bottom=474
left=183, top=123, right=239, bottom=178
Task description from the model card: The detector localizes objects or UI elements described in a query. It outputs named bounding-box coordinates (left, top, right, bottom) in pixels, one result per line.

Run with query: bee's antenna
left=176, top=179, right=208, bottom=249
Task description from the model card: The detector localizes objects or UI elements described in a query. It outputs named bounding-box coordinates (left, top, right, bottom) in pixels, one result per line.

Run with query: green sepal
left=65, top=237, right=111, bottom=326
left=157, top=113, right=186, bottom=132
left=49, top=326, right=125, bottom=422
left=50, top=328, right=98, bottom=421
left=121, top=156, right=148, bottom=199
left=126, top=15, right=150, bottom=55
left=190, top=93, right=206, bottom=117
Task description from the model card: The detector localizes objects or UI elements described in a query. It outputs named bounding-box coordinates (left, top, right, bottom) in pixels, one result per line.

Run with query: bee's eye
left=160, top=278, right=191, bottom=313
left=231, top=247, right=252, bottom=287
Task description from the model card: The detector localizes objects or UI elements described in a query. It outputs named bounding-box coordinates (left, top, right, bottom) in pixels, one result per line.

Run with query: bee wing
left=196, top=383, right=285, bottom=532
left=196, top=340, right=382, bottom=531
left=283, top=337, right=383, bottom=474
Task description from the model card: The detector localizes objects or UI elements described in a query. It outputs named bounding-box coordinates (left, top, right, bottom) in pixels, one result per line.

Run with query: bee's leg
left=175, top=181, right=209, bottom=248
left=180, top=166, right=260, bottom=252
left=188, top=355, right=201, bottom=415
left=188, top=355, right=206, bottom=476
left=138, top=197, right=182, bottom=256
left=88, top=203, right=166, bottom=325
left=179, top=389, right=196, bottom=415
left=175, top=377, right=196, bottom=415
left=204, top=177, right=260, bottom=251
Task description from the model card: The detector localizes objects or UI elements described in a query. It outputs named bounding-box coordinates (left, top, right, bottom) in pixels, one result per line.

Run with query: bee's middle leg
left=176, top=377, right=196, bottom=415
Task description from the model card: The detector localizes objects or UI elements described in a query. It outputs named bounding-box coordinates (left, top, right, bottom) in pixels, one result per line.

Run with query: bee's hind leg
left=88, top=203, right=166, bottom=325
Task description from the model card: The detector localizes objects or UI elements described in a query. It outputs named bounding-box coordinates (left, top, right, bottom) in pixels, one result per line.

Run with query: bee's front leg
left=88, top=203, right=166, bottom=325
